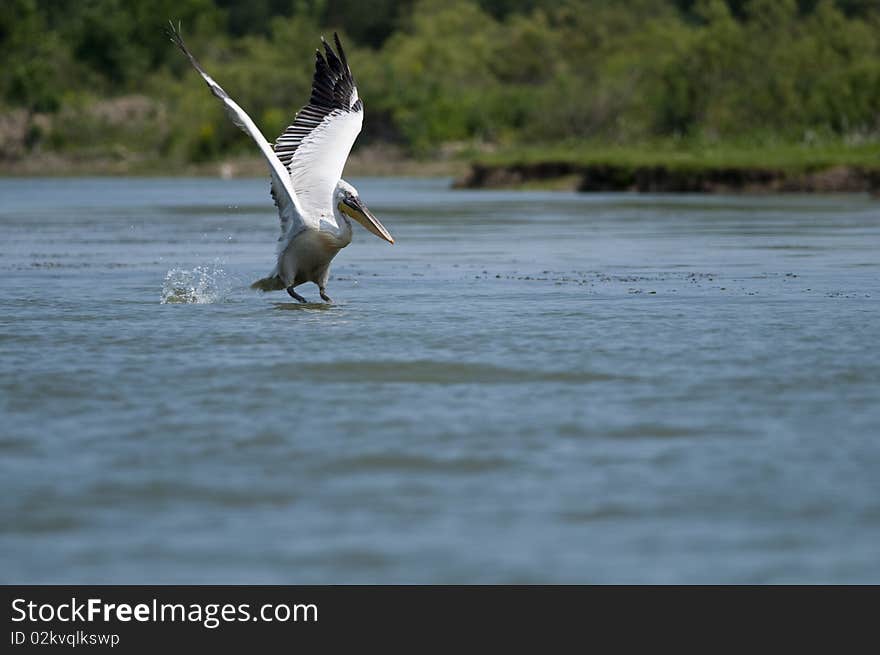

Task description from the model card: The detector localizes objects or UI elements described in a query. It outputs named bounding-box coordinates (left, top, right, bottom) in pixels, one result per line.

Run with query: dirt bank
left=455, top=161, right=880, bottom=193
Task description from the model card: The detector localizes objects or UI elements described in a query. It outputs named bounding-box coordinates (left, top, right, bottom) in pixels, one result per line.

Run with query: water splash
left=160, top=260, right=230, bottom=304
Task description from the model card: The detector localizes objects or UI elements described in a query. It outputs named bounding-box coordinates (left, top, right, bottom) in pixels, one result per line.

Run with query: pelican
left=168, top=23, right=393, bottom=303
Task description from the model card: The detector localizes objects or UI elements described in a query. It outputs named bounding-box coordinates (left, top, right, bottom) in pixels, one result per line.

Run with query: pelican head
left=335, top=180, right=394, bottom=244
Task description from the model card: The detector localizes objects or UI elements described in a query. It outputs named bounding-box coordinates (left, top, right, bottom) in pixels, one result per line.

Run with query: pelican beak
left=340, top=197, right=394, bottom=244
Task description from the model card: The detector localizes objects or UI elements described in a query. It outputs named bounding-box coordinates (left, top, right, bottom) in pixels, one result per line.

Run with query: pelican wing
left=273, top=34, right=363, bottom=220
left=168, top=23, right=308, bottom=238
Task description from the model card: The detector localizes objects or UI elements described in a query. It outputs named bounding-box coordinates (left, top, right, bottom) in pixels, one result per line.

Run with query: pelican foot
left=320, top=289, right=333, bottom=303
left=286, top=286, right=307, bottom=303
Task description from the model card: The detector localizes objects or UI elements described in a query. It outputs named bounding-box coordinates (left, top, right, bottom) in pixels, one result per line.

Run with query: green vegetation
left=475, top=140, right=880, bottom=173
left=461, top=139, right=880, bottom=192
left=1, top=0, right=879, bottom=175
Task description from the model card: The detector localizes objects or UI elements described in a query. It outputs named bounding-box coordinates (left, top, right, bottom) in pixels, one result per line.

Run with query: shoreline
left=455, top=161, right=880, bottom=194
left=0, top=145, right=468, bottom=180
left=3, top=147, right=879, bottom=195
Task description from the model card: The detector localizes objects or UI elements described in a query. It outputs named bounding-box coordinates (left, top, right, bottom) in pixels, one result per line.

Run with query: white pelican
left=168, top=23, right=393, bottom=303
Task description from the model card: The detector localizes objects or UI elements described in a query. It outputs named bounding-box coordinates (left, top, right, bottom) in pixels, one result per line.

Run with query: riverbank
left=455, top=143, right=880, bottom=193
left=4, top=140, right=880, bottom=194
left=0, top=144, right=468, bottom=179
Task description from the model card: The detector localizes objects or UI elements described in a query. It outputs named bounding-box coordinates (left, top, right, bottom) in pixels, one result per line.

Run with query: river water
left=1, top=177, right=878, bottom=582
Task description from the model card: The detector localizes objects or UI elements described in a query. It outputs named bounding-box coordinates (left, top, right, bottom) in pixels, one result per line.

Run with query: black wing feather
left=273, top=33, right=361, bottom=173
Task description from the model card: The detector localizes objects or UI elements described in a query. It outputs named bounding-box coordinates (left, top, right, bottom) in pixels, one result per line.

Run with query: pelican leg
left=319, top=288, right=332, bottom=303
left=286, top=286, right=307, bottom=303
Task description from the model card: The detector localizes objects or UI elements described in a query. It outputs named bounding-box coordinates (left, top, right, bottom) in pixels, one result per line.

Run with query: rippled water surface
left=1, top=177, right=879, bottom=583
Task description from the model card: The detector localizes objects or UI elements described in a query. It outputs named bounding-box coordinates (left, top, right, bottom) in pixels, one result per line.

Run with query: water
left=1, top=177, right=878, bottom=583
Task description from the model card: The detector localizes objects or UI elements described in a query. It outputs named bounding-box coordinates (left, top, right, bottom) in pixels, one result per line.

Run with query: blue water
left=1, top=177, right=878, bottom=582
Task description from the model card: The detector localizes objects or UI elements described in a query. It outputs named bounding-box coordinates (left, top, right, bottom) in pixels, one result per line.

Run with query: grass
left=474, top=139, right=880, bottom=173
